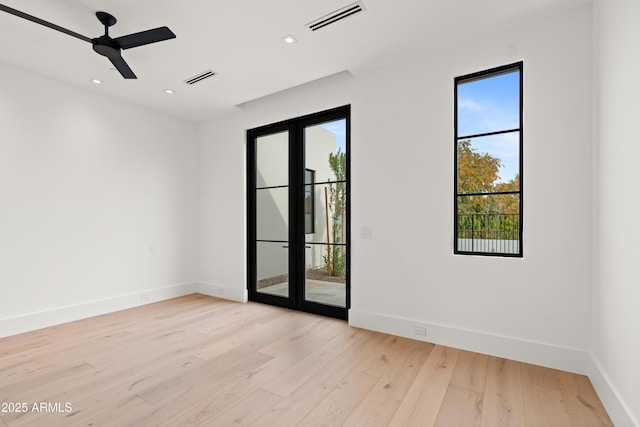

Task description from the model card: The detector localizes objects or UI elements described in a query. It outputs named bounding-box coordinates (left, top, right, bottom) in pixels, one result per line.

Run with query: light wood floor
left=0, top=294, right=612, bottom=426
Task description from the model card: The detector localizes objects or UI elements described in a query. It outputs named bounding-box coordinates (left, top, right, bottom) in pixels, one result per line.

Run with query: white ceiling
left=0, top=0, right=590, bottom=123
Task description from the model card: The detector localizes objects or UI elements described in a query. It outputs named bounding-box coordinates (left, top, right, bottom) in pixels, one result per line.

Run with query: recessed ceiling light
left=282, top=35, right=297, bottom=44
left=91, top=79, right=102, bottom=84
left=164, top=89, right=174, bottom=94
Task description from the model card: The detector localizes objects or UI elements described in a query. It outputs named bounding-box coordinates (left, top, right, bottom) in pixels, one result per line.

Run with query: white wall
left=591, top=0, right=640, bottom=425
left=0, top=62, right=198, bottom=336
left=198, top=6, right=593, bottom=372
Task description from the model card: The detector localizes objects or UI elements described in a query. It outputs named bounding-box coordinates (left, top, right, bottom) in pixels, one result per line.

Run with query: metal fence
left=457, top=214, right=520, bottom=254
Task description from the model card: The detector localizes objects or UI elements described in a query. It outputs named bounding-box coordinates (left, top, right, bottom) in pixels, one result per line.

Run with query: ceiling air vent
left=184, top=70, right=216, bottom=85
left=306, top=1, right=366, bottom=31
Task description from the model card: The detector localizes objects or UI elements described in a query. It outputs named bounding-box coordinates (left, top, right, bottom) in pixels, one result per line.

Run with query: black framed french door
left=247, top=105, right=350, bottom=320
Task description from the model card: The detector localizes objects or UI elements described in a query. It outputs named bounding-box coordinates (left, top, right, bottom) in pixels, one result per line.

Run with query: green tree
left=457, top=140, right=520, bottom=239
left=493, top=174, right=520, bottom=215
left=457, top=140, right=501, bottom=215
left=325, top=149, right=347, bottom=277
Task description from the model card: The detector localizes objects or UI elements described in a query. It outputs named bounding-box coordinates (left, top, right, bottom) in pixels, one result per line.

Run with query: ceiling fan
left=0, top=3, right=176, bottom=79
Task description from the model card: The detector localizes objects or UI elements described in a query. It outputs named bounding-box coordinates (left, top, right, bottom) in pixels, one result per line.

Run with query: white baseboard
left=195, top=281, right=248, bottom=303
left=0, top=282, right=198, bottom=339
left=348, top=308, right=588, bottom=374
left=349, top=309, right=640, bottom=425
left=586, top=355, right=638, bottom=427
left=0, top=282, right=248, bottom=339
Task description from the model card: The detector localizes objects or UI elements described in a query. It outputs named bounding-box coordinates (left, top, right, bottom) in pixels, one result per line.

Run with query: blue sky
left=458, top=70, right=520, bottom=182
left=319, top=119, right=347, bottom=153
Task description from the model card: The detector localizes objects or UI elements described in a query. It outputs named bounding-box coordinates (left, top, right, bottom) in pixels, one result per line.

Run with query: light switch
left=361, top=226, right=373, bottom=239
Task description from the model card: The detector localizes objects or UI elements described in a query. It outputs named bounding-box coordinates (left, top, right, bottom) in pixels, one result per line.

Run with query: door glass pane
left=304, top=183, right=348, bottom=246
left=256, top=187, right=288, bottom=241
left=256, top=131, right=288, bottom=188
left=304, top=119, right=347, bottom=307
left=305, top=245, right=346, bottom=307
left=257, top=241, right=289, bottom=297
left=256, top=129, right=289, bottom=299
left=305, top=119, right=346, bottom=183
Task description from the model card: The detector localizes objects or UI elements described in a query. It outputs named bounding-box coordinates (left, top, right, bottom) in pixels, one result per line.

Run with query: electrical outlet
left=413, top=325, right=427, bottom=337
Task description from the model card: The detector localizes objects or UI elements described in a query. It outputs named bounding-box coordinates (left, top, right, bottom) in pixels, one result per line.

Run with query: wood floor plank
left=261, top=325, right=362, bottom=397
left=434, top=384, right=483, bottom=427
left=146, top=352, right=276, bottom=426
left=449, top=350, right=489, bottom=393
left=344, top=343, right=434, bottom=426
left=205, top=388, right=283, bottom=426
left=480, top=357, right=526, bottom=427
left=522, top=383, right=573, bottom=426
left=137, top=345, right=273, bottom=405
left=0, top=295, right=614, bottom=427
left=389, top=345, right=461, bottom=427
left=555, top=370, right=614, bottom=426
left=520, top=361, right=561, bottom=389
left=0, top=362, right=95, bottom=402
left=298, top=370, right=379, bottom=426
left=252, top=330, right=388, bottom=427
left=28, top=394, right=151, bottom=427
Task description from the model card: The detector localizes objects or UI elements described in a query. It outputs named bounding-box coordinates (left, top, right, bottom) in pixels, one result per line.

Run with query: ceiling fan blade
left=115, top=26, right=176, bottom=50
left=107, top=53, right=137, bottom=79
left=0, top=4, right=91, bottom=43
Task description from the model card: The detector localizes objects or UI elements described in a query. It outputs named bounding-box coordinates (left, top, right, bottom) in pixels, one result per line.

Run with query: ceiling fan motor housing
left=92, top=35, right=121, bottom=57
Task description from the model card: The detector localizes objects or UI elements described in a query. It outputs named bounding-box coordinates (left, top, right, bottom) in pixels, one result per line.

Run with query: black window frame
left=454, top=61, right=523, bottom=257
left=304, top=168, right=315, bottom=234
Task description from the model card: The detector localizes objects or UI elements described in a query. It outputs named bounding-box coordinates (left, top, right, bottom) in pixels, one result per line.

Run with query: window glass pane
left=457, top=70, right=520, bottom=137
left=457, top=193, right=520, bottom=254
left=457, top=132, right=520, bottom=194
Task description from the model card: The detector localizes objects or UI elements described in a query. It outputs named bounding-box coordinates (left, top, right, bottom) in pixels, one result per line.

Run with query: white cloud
left=458, top=98, right=483, bottom=112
